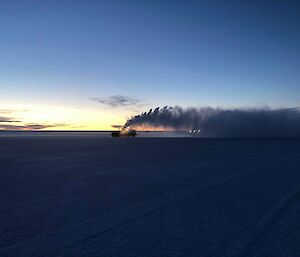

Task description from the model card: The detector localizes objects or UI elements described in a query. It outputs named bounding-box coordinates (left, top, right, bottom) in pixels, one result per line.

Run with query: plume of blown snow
left=124, top=106, right=300, bottom=137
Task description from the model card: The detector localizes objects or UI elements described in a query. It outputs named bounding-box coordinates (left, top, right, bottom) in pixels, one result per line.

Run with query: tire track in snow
left=226, top=155, right=300, bottom=257
left=0, top=160, right=277, bottom=257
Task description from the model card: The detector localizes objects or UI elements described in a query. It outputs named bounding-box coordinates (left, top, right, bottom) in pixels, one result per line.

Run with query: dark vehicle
left=111, top=129, right=137, bottom=137
left=111, top=131, right=120, bottom=137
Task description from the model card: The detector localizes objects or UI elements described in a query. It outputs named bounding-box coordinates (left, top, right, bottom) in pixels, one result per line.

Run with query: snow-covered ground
left=0, top=135, right=300, bottom=256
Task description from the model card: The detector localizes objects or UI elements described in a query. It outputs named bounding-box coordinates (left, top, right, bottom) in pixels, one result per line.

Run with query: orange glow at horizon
left=127, top=125, right=176, bottom=132
left=0, top=103, right=128, bottom=131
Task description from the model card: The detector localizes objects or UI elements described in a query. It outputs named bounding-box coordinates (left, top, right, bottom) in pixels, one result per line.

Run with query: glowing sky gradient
left=1, top=1, right=299, bottom=130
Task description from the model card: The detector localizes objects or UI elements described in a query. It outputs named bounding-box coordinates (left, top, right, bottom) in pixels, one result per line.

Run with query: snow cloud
left=125, top=106, right=300, bottom=137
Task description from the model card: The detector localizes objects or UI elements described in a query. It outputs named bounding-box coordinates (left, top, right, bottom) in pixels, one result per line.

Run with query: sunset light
left=1, top=2, right=300, bottom=257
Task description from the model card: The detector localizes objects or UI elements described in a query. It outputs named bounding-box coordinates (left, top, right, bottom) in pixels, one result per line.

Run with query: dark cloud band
left=91, top=95, right=145, bottom=108
left=0, top=116, right=21, bottom=123
left=0, top=109, right=68, bottom=130
left=0, top=123, right=68, bottom=130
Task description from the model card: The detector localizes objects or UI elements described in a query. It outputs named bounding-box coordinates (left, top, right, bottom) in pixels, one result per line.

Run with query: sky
left=0, top=0, right=300, bottom=130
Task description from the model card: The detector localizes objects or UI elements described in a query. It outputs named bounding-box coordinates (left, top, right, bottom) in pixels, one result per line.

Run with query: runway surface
left=0, top=135, right=300, bottom=256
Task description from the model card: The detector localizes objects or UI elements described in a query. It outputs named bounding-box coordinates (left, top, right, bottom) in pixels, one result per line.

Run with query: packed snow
left=0, top=134, right=300, bottom=256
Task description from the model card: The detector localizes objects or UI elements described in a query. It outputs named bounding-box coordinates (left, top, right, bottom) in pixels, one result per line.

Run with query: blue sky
left=0, top=0, right=299, bottom=129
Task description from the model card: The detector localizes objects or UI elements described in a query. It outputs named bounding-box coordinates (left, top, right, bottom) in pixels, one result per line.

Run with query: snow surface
left=0, top=135, right=300, bottom=256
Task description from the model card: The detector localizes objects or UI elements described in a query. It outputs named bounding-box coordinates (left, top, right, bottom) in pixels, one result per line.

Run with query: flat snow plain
left=0, top=134, right=300, bottom=257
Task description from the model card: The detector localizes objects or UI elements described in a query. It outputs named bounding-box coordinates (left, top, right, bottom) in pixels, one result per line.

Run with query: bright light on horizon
left=0, top=103, right=127, bottom=130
